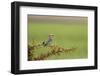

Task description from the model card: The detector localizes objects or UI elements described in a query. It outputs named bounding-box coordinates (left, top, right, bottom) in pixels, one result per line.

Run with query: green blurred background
left=28, top=15, right=88, bottom=60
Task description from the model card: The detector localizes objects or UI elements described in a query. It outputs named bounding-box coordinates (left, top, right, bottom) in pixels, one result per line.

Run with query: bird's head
left=48, top=34, right=54, bottom=39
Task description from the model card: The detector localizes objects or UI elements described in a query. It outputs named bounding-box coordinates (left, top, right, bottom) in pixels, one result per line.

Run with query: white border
left=20, top=6, right=95, bottom=70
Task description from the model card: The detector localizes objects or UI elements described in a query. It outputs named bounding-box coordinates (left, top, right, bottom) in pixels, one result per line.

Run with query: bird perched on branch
left=42, top=34, right=54, bottom=47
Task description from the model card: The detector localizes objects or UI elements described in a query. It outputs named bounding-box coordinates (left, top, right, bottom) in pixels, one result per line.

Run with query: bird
left=42, top=34, right=54, bottom=47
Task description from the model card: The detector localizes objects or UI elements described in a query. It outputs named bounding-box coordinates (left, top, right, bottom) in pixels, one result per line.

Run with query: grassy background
left=28, top=17, right=88, bottom=60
